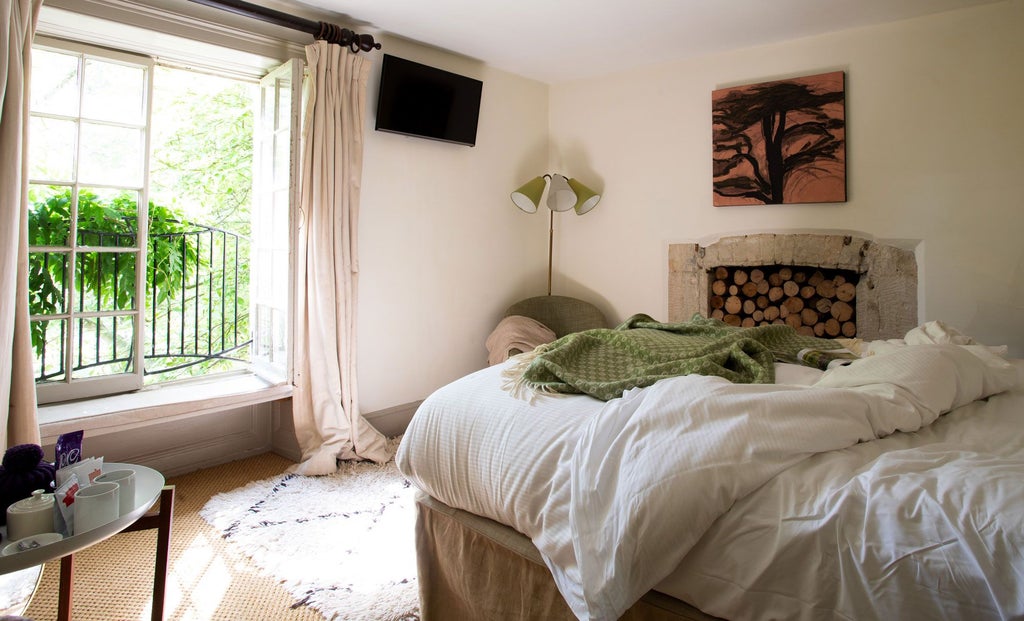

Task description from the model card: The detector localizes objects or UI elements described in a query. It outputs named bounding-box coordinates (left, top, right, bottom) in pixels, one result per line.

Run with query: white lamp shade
left=545, top=174, right=576, bottom=212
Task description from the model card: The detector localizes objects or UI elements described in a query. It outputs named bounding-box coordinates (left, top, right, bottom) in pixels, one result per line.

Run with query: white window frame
left=251, top=59, right=303, bottom=384
left=31, top=1, right=306, bottom=412
left=29, top=37, right=154, bottom=404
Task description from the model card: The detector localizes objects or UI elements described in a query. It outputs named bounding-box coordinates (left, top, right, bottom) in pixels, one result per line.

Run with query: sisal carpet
left=22, top=447, right=417, bottom=620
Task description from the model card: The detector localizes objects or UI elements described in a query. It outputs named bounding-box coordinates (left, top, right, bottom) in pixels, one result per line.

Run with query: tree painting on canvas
left=713, top=71, right=846, bottom=206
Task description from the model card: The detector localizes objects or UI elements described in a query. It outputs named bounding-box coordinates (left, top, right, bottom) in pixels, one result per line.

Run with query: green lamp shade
left=511, top=176, right=546, bottom=213
left=567, top=178, right=601, bottom=215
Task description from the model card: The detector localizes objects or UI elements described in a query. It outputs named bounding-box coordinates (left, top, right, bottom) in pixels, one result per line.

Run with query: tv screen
left=375, top=54, right=483, bottom=147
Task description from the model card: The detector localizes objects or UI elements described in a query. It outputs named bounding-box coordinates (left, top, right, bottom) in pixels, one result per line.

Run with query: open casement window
left=250, top=60, right=303, bottom=384
left=29, top=6, right=305, bottom=404
left=29, top=38, right=153, bottom=404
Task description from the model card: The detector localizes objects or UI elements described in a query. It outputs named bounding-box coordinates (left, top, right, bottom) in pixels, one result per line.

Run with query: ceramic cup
left=73, top=481, right=119, bottom=535
left=95, top=469, right=135, bottom=516
left=70, top=459, right=103, bottom=487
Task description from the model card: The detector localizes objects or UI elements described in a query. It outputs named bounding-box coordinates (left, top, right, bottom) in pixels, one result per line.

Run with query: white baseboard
left=270, top=398, right=421, bottom=463
left=46, top=402, right=275, bottom=478
left=365, top=400, right=421, bottom=437
left=131, top=405, right=273, bottom=477
left=47, top=398, right=424, bottom=479
left=271, top=398, right=303, bottom=462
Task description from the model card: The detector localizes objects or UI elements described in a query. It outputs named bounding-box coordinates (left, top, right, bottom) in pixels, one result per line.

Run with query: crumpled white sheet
left=549, top=345, right=1017, bottom=620
left=658, top=362, right=1024, bottom=621
left=866, top=319, right=1010, bottom=357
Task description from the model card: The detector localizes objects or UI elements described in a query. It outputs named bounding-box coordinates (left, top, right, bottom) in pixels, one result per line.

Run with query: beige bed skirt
left=414, top=492, right=723, bottom=621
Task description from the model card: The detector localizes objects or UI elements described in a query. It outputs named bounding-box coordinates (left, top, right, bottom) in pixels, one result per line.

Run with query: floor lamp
left=510, top=174, right=601, bottom=296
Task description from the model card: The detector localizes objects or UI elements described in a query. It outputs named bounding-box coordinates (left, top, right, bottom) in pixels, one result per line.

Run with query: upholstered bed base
left=414, top=492, right=722, bottom=621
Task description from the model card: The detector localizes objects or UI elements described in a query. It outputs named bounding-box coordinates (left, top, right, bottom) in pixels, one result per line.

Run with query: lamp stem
left=547, top=208, right=554, bottom=296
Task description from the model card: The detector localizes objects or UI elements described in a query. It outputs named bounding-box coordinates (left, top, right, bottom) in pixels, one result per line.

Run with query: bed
left=396, top=316, right=1024, bottom=621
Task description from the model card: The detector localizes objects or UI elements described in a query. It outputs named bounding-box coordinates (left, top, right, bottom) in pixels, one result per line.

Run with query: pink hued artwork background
left=713, top=71, right=846, bottom=206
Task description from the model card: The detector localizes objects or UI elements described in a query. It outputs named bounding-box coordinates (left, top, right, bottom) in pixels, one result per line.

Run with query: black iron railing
left=146, top=223, right=251, bottom=376
left=34, top=221, right=250, bottom=382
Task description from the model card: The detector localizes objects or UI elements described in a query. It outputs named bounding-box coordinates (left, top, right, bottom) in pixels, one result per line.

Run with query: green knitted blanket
left=505, top=313, right=853, bottom=401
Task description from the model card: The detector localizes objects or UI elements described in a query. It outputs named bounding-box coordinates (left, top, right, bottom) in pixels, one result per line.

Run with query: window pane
left=77, top=188, right=138, bottom=248
left=32, top=319, right=67, bottom=383
left=273, top=132, right=290, bottom=184
left=76, top=252, right=136, bottom=312
left=72, top=315, right=135, bottom=378
left=272, top=189, right=288, bottom=247
left=79, top=123, right=143, bottom=186
left=28, top=184, right=72, bottom=247
left=29, top=117, right=77, bottom=181
left=31, top=49, right=80, bottom=117
left=272, top=250, right=287, bottom=306
left=82, top=58, right=146, bottom=124
left=254, top=305, right=285, bottom=363
left=276, top=78, right=291, bottom=131
left=253, top=247, right=271, bottom=301
left=260, top=138, right=273, bottom=182
left=261, top=83, right=274, bottom=129
left=28, top=252, right=68, bottom=316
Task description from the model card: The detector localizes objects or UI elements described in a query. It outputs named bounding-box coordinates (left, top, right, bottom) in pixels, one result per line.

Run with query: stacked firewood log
left=707, top=265, right=857, bottom=337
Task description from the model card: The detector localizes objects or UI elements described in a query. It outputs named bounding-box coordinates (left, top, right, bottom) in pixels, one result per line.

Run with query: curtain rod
left=187, top=0, right=382, bottom=52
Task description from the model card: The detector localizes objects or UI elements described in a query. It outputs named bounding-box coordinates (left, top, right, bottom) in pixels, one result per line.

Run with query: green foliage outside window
left=27, top=188, right=201, bottom=356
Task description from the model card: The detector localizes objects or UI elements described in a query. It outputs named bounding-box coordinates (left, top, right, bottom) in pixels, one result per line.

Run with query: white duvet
left=660, top=377, right=1024, bottom=621
left=396, top=343, right=1021, bottom=621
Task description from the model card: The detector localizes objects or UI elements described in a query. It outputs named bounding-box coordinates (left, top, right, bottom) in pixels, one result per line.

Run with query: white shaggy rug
left=200, top=441, right=419, bottom=621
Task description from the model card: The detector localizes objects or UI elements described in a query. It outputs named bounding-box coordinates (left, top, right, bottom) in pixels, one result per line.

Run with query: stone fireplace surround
left=669, top=233, right=918, bottom=341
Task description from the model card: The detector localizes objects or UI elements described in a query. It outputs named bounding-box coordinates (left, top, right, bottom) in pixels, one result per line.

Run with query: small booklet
left=797, top=347, right=858, bottom=371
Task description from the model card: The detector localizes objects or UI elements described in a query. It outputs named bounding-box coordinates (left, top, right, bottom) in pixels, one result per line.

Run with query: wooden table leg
left=125, top=485, right=175, bottom=621
left=151, top=486, right=174, bottom=621
left=57, top=554, right=74, bottom=621
left=51, top=485, right=174, bottom=621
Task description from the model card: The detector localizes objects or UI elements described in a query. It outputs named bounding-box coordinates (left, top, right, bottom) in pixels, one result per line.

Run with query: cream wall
left=357, top=38, right=551, bottom=412
left=549, top=1, right=1024, bottom=358
left=355, top=1, right=1024, bottom=417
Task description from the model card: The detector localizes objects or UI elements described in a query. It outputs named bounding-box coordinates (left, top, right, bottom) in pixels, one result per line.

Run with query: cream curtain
left=290, top=40, right=389, bottom=475
left=1, top=0, right=42, bottom=450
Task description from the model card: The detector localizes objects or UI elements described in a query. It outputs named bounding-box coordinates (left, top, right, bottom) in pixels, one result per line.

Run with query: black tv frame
left=374, top=54, right=483, bottom=147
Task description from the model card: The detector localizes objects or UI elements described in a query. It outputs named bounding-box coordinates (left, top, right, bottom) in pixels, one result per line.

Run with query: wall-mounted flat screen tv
left=374, top=54, right=483, bottom=147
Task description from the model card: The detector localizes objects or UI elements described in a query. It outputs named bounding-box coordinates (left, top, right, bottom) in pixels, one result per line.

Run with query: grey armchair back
left=503, top=295, right=607, bottom=338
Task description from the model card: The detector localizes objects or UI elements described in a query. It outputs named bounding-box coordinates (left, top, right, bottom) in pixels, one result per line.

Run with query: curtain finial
left=315, top=22, right=381, bottom=53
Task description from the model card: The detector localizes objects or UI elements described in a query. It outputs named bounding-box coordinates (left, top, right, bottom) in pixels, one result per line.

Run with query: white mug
left=73, top=482, right=119, bottom=535
left=95, top=469, right=136, bottom=516
left=70, top=458, right=103, bottom=487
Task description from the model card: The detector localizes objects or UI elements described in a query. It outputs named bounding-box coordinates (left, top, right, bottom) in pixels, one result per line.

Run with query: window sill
left=38, top=374, right=293, bottom=443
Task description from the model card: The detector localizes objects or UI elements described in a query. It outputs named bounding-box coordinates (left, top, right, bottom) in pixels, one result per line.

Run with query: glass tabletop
left=0, top=462, right=164, bottom=575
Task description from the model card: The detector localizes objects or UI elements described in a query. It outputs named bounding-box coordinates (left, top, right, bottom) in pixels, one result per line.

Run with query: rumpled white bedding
left=659, top=360, right=1024, bottom=620
left=396, top=343, right=1021, bottom=621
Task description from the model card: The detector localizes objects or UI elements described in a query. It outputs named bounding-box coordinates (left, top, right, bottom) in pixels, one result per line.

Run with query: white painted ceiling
left=292, top=0, right=1003, bottom=83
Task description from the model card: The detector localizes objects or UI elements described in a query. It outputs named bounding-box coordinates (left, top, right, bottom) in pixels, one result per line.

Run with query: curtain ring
left=313, top=22, right=380, bottom=52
